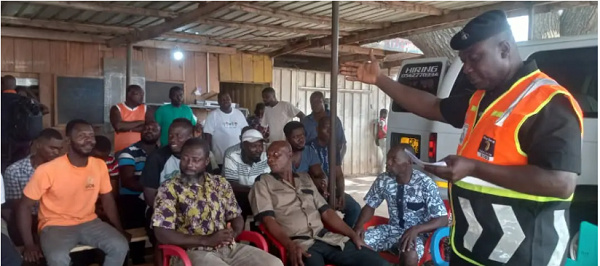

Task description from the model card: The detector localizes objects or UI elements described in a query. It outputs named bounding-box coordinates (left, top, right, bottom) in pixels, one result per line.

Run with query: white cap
left=242, top=129, right=265, bottom=143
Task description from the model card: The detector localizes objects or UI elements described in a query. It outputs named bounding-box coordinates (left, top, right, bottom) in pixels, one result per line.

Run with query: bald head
left=388, top=144, right=414, bottom=164
left=386, top=144, right=415, bottom=182
left=267, top=141, right=292, bottom=173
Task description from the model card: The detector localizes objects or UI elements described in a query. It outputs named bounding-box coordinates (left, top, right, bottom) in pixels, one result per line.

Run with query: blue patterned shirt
left=364, top=169, right=447, bottom=230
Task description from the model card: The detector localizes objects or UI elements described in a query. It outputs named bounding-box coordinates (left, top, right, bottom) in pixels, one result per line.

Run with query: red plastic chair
left=363, top=199, right=452, bottom=266
left=258, top=223, right=335, bottom=266
left=159, top=231, right=269, bottom=266
left=362, top=216, right=400, bottom=264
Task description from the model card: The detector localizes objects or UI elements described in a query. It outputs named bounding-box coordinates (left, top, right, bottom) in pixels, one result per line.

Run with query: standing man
left=247, top=103, right=269, bottom=139
left=17, top=119, right=129, bottom=266
left=1, top=75, right=42, bottom=171
left=261, top=87, right=305, bottom=142
left=374, top=109, right=388, bottom=173
left=155, top=86, right=197, bottom=147
left=341, top=10, right=582, bottom=266
left=204, top=92, right=249, bottom=170
left=110, top=84, right=149, bottom=153
left=303, top=91, right=347, bottom=159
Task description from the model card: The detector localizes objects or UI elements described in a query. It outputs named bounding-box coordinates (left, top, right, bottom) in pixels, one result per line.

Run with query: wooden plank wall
left=220, top=83, right=267, bottom=112
left=1, top=36, right=220, bottom=128
left=219, top=54, right=272, bottom=84
left=272, top=67, right=395, bottom=176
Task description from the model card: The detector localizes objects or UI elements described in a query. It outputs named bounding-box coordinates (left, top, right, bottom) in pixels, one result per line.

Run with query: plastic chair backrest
left=159, top=231, right=270, bottom=266
left=565, top=222, right=598, bottom=266
left=431, top=227, right=450, bottom=266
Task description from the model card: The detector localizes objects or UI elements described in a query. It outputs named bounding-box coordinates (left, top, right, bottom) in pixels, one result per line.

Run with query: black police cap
left=450, top=10, right=512, bottom=51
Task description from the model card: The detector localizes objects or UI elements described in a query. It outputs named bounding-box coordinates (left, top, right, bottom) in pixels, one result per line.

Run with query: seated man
left=223, top=129, right=270, bottom=220
left=4, top=128, right=63, bottom=245
left=284, top=121, right=357, bottom=227
left=308, top=117, right=361, bottom=228
left=92, top=135, right=120, bottom=199
left=17, top=119, right=129, bottom=266
left=1, top=174, right=23, bottom=266
left=354, top=145, right=448, bottom=266
left=250, top=141, right=388, bottom=266
left=222, top=126, right=252, bottom=160
left=117, top=121, right=160, bottom=265
left=152, top=138, right=282, bottom=266
left=141, top=118, right=196, bottom=266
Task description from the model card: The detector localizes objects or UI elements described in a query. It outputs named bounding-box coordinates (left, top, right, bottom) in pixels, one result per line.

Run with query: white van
left=387, top=34, right=598, bottom=236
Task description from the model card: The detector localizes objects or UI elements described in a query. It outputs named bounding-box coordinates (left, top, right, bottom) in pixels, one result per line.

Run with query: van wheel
left=569, top=230, right=579, bottom=260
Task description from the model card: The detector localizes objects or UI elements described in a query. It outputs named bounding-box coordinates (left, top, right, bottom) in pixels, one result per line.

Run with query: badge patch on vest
left=477, top=135, right=495, bottom=161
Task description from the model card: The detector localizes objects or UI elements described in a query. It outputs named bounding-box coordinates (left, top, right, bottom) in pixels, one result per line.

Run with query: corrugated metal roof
left=0, top=1, right=526, bottom=55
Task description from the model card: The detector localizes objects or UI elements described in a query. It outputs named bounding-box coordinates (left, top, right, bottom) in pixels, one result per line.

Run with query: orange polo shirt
left=23, top=155, right=112, bottom=231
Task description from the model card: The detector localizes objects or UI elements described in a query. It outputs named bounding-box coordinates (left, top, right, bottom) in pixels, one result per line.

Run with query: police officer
left=341, top=10, right=582, bottom=266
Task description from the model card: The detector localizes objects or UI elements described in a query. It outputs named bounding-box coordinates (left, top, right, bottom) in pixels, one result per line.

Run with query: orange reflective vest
left=449, top=70, right=583, bottom=266
left=114, top=103, right=146, bottom=152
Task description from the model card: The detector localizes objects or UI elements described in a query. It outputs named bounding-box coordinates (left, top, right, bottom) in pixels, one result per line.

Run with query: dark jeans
left=305, top=240, right=389, bottom=266
left=1, top=233, right=23, bottom=266
left=118, top=195, right=147, bottom=264
left=342, top=193, right=360, bottom=228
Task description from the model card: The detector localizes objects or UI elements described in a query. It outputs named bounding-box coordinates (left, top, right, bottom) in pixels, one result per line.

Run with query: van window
left=392, top=62, right=443, bottom=112
left=528, top=47, right=598, bottom=118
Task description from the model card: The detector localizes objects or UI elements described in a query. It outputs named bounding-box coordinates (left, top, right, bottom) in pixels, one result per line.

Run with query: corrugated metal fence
left=270, top=67, right=396, bottom=176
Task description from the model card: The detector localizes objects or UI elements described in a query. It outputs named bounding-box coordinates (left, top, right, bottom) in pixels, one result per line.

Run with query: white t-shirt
left=261, top=101, right=301, bottom=142
left=204, top=108, right=249, bottom=164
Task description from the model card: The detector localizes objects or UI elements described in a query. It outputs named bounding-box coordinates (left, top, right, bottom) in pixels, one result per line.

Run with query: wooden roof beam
left=229, top=2, right=387, bottom=29
left=1, top=16, right=131, bottom=35
left=308, top=45, right=387, bottom=56
left=107, top=2, right=233, bottom=47
left=1, top=26, right=110, bottom=43
left=32, top=1, right=178, bottom=19
left=195, top=18, right=350, bottom=36
left=134, top=40, right=236, bottom=54
left=1, top=26, right=237, bottom=54
left=1, top=16, right=288, bottom=48
left=356, top=1, right=444, bottom=16
left=162, top=32, right=288, bottom=47
left=269, top=1, right=585, bottom=57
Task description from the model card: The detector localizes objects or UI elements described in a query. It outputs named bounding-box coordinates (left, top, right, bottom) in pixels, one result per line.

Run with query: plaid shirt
left=4, top=156, right=38, bottom=214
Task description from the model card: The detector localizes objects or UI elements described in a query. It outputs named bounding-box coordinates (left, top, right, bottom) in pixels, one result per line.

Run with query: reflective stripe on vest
left=450, top=70, right=584, bottom=266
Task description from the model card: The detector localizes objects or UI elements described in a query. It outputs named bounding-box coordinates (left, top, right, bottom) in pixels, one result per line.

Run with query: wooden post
left=328, top=1, right=339, bottom=207
left=126, top=43, right=132, bottom=86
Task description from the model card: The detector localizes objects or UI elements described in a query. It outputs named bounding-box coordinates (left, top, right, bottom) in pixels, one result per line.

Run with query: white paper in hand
left=404, top=149, right=447, bottom=167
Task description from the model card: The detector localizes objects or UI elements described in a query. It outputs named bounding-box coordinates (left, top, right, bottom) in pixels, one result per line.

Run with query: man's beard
left=72, top=146, right=92, bottom=157
left=142, top=138, right=158, bottom=145
left=181, top=171, right=205, bottom=184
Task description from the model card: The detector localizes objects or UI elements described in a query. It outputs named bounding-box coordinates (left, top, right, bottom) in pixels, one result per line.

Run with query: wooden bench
left=16, top=227, right=148, bottom=253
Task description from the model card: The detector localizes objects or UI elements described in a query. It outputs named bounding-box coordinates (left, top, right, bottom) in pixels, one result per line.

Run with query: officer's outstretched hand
left=424, top=155, right=477, bottom=183
left=340, top=49, right=380, bottom=84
